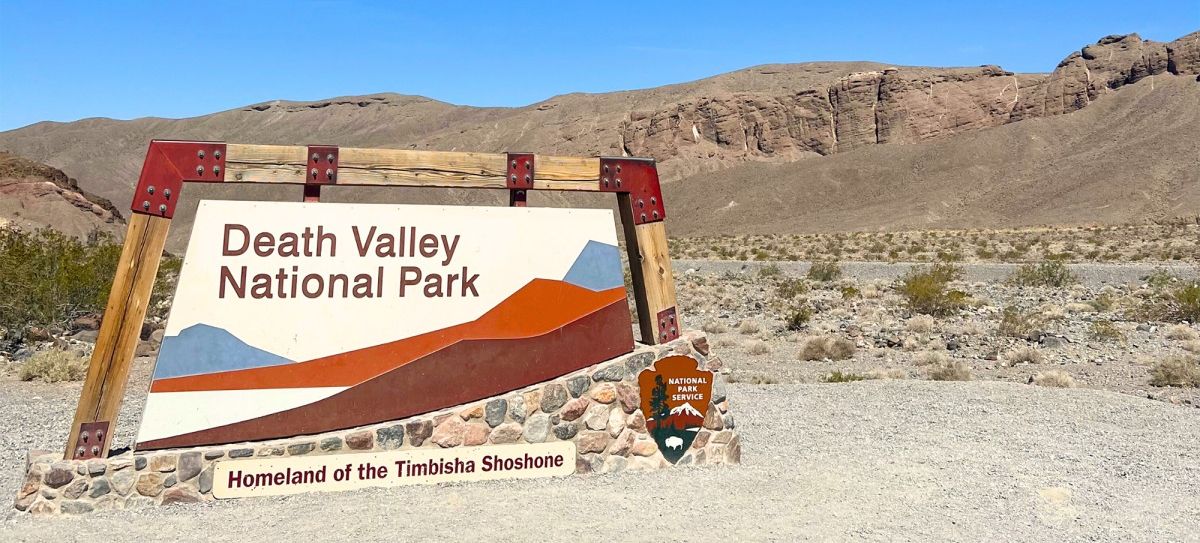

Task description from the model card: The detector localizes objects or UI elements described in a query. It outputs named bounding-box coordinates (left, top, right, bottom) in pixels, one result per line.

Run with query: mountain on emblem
left=637, top=355, right=715, bottom=464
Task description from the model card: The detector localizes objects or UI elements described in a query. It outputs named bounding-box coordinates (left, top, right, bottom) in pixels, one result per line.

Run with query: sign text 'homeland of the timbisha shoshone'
left=213, top=442, right=576, bottom=498
left=136, top=201, right=633, bottom=450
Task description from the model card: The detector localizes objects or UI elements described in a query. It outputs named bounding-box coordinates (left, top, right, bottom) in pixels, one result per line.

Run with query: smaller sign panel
left=637, top=355, right=714, bottom=464
left=212, top=442, right=576, bottom=499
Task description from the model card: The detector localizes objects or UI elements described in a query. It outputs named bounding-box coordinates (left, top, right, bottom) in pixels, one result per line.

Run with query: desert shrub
left=914, top=351, right=948, bottom=367
left=758, top=263, right=782, bottom=278
left=1181, top=340, right=1200, bottom=354
left=0, top=228, right=120, bottom=331
left=1004, top=346, right=1044, bottom=365
left=806, top=261, right=842, bottom=282
left=1173, top=281, right=1200, bottom=322
left=799, top=336, right=856, bottom=361
left=1165, top=324, right=1198, bottom=341
left=785, top=302, right=813, bottom=331
left=897, top=263, right=966, bottom=316
left=1089, top=320, right=1126, bottom=343
left=701, top=321, right=729, bottom=334
left=1149, top=355, right=1200, bottom=387
left=18, top=349, right=88, bottom=382
left=998, top=306, right=1038, bottom=338
left=1088, top=292, right=1115, bottom=312
left=775, top=277, right=809, bottom=300
left=1033, top=370, right=1076, bottom=388
left=864, top=368, right=907, bottom=380
left=840, top=285, right=861, bottom=300
left=823, top=371, right=865, bottom=383
left=737, top=319, right=762, bottom=335
left=1144, top=267, right=1178, bottom=290
left=906, top=315, right=937, bottom=334
left=1010, top=260, right=1078, bottom=287
left=928, top=359, right=971, bottom=381
left=744, top=340, right=771, bottom=355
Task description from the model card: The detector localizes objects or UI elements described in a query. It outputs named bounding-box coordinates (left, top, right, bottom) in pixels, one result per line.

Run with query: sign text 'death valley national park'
left=135, top=200, right=633, bottom=450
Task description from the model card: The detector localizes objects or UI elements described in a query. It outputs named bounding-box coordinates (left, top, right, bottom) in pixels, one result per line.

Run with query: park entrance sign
left=14, top=141, right=741, bottom=515
left=137, top=201, right=633, bottom=449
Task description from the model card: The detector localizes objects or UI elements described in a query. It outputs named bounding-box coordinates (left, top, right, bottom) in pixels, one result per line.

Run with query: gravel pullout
left=3, top=380, right=1198, bottom=542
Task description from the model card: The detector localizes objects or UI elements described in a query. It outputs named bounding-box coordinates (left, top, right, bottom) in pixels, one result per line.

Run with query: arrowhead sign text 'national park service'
left=136, top=201, right=633, bottom=449
left=637, top=355, right=714, bottom=464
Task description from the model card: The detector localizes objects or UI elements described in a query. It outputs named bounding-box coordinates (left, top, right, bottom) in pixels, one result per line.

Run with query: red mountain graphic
left=648, top=402, right=704, bottom=432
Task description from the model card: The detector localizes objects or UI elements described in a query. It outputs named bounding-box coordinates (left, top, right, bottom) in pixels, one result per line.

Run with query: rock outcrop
left=0, top=152, right=124, bottom=237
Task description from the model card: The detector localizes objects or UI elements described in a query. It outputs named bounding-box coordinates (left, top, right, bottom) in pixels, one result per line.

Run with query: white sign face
left=137, top=200, right=633, bottom=450
left=212, top=442, right=577, bottom=499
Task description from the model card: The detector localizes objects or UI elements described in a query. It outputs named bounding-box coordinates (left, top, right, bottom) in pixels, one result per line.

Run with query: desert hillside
left=0, top=31, right=1196, bottom=240
left=0, top=152, right=124, bottom=238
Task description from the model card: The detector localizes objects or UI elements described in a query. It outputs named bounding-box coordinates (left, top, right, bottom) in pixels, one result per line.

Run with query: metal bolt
left=326, top=153, right=335, bottom=163
left=325, top=169, right=334, bottom=180
left=91, top=446, right=99, bottom=456
left=76, top=447, right=85, bottom=457
left=96, top=430, right=104, bottom=440
left=164, top=189, right=171, bottom=199
left=669, top=314, right=675, bottom=323
left=511, top=160, right=517, bottom=168
left=159, top=204, right=168, bottom=214
left=615, top=178, right=621, bottom=187
left=670, top=327, right=677, bottom=335
left=81, top=431, right=89, bottom=441
left=524, top=161, right=530, bottom=169
left=511, top=174, right=517, bottom=182
left=650, top=197, right=657, bottom=205
left=311, top=168, right=318, bottom=179
left=196, top=165, right=204, bottom=175
left=603, top=164, right=610, bottom=173
left=197, top=150, right=205, bottom=159
left=616, top=164, right=622, bottom=173
left=637, top=199, right=644, bottom=208
left=652, top=210, right=660, bottom=219
left=640, top=213, right=647, bottom=222
left=147, top=185, right=155, bottom=195
left=213, top=165, right=221, bottom=175
left=214, top=150, right=221, bottom=159
left=312, top=153, right=320, bottom=162
left=524, top=174, right=531, bottom=183
left=142, top=201, right=150, bottom=210
left=661, top=331, right=667, bottom=339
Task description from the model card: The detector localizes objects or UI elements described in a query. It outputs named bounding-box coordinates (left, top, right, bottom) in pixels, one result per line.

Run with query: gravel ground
left=675, top=260, right=1199, bottom=286
left=3, top=379, right=1198, bottom=542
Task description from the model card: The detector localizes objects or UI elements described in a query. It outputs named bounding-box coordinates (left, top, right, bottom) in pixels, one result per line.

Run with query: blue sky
left=0, top=1, right=1196, bottom=131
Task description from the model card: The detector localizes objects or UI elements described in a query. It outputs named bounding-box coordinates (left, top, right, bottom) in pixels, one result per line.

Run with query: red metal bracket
left=599, top=157, right=665, bottom=225
left=657, top=307, right=680, bottom=342
left=72, top=421, right=110, bottom=460
left=131, top=140, right=226, bottom=218
left=304, top=145, right=338, bottom=203
left=307, top=145, right=338, bottom=185
left=507, top=152, right=534, bottom=207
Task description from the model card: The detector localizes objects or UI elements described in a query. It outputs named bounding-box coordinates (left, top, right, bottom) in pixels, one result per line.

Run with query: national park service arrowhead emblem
left=637, top=355, right=714, bottom=464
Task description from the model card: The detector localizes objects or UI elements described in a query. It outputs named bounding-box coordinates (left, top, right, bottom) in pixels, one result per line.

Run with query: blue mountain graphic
left=152, top=324, right=292, bottom=379
left=562, top=240, right=624, bottom=291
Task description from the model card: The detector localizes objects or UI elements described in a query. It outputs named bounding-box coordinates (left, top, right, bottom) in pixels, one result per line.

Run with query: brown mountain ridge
left=0, top=31, right=1197, bottom=243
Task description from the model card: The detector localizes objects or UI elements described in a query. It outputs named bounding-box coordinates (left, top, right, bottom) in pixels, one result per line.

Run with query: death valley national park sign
left=136, top=200, right=633, bottom=449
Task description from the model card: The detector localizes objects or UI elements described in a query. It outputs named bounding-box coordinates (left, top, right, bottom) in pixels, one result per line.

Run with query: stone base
left=14, top=331, right=737, bottom=515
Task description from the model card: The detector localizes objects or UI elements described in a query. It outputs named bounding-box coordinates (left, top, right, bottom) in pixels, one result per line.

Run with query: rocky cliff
left=0, top=152, right=124, bottom=238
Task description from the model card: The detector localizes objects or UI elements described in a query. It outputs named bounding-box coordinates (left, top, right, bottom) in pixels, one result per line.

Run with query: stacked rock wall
left=14, top=331, right=736, bottom=515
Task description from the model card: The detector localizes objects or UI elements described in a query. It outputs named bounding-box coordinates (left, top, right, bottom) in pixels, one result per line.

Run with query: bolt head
left=511, top=174, right=517, bottom=182
left=524, top=174, right=531, bottom=183
left=213, top=150, right=221, bottom=159
left=311, top=168, right=318, bottom=178
left=652, top=210, right=660, bottom=219
left=640, top=213, right=647, bottom=222
left=197, top=150, right=205, bottom=159
left=637, top=199, right=644, bottom=208
left=159, top=204, right=168, bottom=213
left=164, top=189, right=171, bottom=199
left=326, top=153, right=335, bottom=163
left=615, top=178, right=621, bottom=187
left=312, top=153, right=320, bottom=162
left=213, top=165, right=221, bottom=175
left=196, top=165, right=204, bottom=175
left=147, top=185, right=155, bottom=195
left=524, top=161, right=530, bottom=169
left=511, top=160, right=517, bottom=168
left=325, top=169, right=334, bottom=180
left=142, top=201, right=150, bottom=210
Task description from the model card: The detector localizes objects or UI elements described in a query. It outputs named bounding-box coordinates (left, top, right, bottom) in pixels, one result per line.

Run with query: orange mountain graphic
left=151, top=279, right=626, bottom=393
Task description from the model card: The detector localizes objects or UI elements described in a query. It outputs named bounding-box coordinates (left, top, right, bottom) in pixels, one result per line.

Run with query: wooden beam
left=224, top=144, right=603, bottom=191
left=618, top=193, right=679, bottom=345
left=65, top=213, right=171, bottom=459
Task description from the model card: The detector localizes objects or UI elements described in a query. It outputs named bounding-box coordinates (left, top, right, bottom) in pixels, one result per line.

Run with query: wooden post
left=618, top=193, right=680, bottom=345
left=64, top=213, right=171, bottom=460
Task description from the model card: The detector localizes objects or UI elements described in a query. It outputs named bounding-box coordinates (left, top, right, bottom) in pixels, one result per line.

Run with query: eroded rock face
left=622, top=33, right=1198, bottom=169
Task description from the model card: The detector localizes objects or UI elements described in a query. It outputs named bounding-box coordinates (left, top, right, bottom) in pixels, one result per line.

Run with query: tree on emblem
left=650, top=375, right=669, bottom=423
